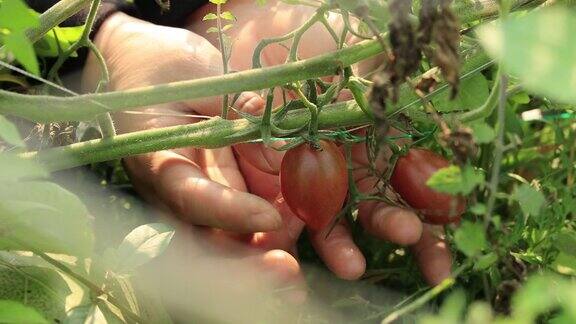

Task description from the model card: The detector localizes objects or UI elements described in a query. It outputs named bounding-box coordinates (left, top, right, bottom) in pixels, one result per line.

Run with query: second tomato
left=390, top=148, right=466, bottom=224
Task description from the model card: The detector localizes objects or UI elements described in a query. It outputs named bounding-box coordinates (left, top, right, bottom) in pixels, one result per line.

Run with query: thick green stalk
left=21, top=49, right=494, bottom=171
left=0, top=38, right=383, bottom=122
left=21, top=100, right=368, bottom=171
left=21, top=55, right=491, bottom=172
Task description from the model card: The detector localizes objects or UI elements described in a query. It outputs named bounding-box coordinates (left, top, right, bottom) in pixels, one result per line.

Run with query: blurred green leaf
left=478, top=7, right=576, bottom=104
left=454, top=221, right=487, bottom=257
left=511, top=274, right=562, bottom=322
left=65, top=304, right=109, bottom=324
left=0, top=154, right=48, bottom=182
left=0, top=300, right=48, bottom=324
left=464, top=302, right=493, bottom=324
left=116, top=223, right=175, bottom=273
left=554, top=231, right=576, bottom=257
left=427, top=164, right=484, bottom=195
left=470, top=122, right=496, bottom=144
left=473, top=252, right=498, bottom=271
left=0, top=116, right=24, bottom=147
left=512, top=184, right=546, bottom=218
left=0, top=182, right=94, bottom=256
left=551, top=252, right=576, bottom=276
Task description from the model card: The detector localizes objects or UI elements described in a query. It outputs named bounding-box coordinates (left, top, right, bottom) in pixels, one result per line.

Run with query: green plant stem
left=484, top=74, right=509, bottom=230
left=47, top=0, right=101, bottom=80
left=25, top=0, right=92, bottom=43
left=381, top=261, right=472, bottom=324
left=382, top=279, right=455, bottom=323
left=294, top=87, right=320, bottom=138
left=45, top=0, right=117, bottom=138
left=215, top=3, right=230, bottom=119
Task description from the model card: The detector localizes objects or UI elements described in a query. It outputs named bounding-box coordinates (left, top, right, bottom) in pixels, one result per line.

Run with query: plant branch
left=19, top=51, right=495, bottom=171
left=484, top=74, right=509, bottom=230
left=25, top=0, right=92, bottom=43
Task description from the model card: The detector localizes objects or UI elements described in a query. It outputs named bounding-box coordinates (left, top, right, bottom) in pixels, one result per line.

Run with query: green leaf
left=473, top=252, right=498, bottom=271
left=65, top=304, right=109, bottom=324
left=0, top=154, right=48, bottom=182
left=454, top=221, right=487, bottom=257
left=34, top=26, right=83, bottom=58
left=478, top=7, right=576, bottom=104
left=220, top=11, right=236, bottom=21
left=116, top=223, right=175, bottom=273
left=209, top=0, right=227, bottom=4
left=3, top=32, right=39, bottom=75
left=470, top=122, right=496, bottom=144
left=554, top=231, right=576, bottom=257
left=551, top=252, right=576, bottom=276
left=0, top=181, right=94, bottom=256
left=511, top=275, right=562, bottom=322
left=0, top=300, right=48, bottom=324
left=222, top=24, right=234, bottom=32
left=0, top=0, right=38, bottom=32
left=202, top=13, right=218, bottom=21
left=427, top=164, right=484, bottom=195
left=206, top=27, right=219, bottom=34
left=469, top=203, right=487, bottom=216
left=512, top=184, right=546, bottom=218
left=433, top=73, right=490, bottom=112
left=0, top=115, right=24, bottom=147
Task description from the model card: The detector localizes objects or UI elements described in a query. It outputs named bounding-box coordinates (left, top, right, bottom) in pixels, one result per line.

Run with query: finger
left=356, top=177, right=423, bottom=246
left=309, top=220, right=366, bottom=280
left=250, top=193, right=305, bottom=254
left=232, top=91, right=285, bottom=175
left=237, top=156, right=281, bottom=202
left=254, top=250, right=307, bottom=304
left=411, top=224, right=453, bottom=286
left=132, top=150, right=282, bottom=233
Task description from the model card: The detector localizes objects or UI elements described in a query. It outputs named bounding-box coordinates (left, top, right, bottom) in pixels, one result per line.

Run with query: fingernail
left=252, top=211, right=282, bottom=231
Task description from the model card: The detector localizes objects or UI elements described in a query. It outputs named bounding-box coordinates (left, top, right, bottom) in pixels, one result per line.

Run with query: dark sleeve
left=25, top=0, right=209, bottom=74
left=26, top=1, right=209, bottom=30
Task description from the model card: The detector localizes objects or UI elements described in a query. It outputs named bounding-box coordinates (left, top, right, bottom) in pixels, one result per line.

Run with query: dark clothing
left=25, top=0, right=209, bottom=73
left=26, top=1, right=209, bottom=28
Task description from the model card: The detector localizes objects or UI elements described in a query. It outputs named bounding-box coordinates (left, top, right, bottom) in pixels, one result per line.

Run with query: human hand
left=187, top=0, right=453, bottom=285
left=82, top=11, right=307, bottom=296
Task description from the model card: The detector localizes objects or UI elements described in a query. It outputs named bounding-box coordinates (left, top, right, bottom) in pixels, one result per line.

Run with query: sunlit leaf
left=454, top=221, right=487, bottom=257
left=116, top=223, right=175, bottom=273
left=427, top=164, right=484, bottom=195
left=0, top=300, right=48, bottom=324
